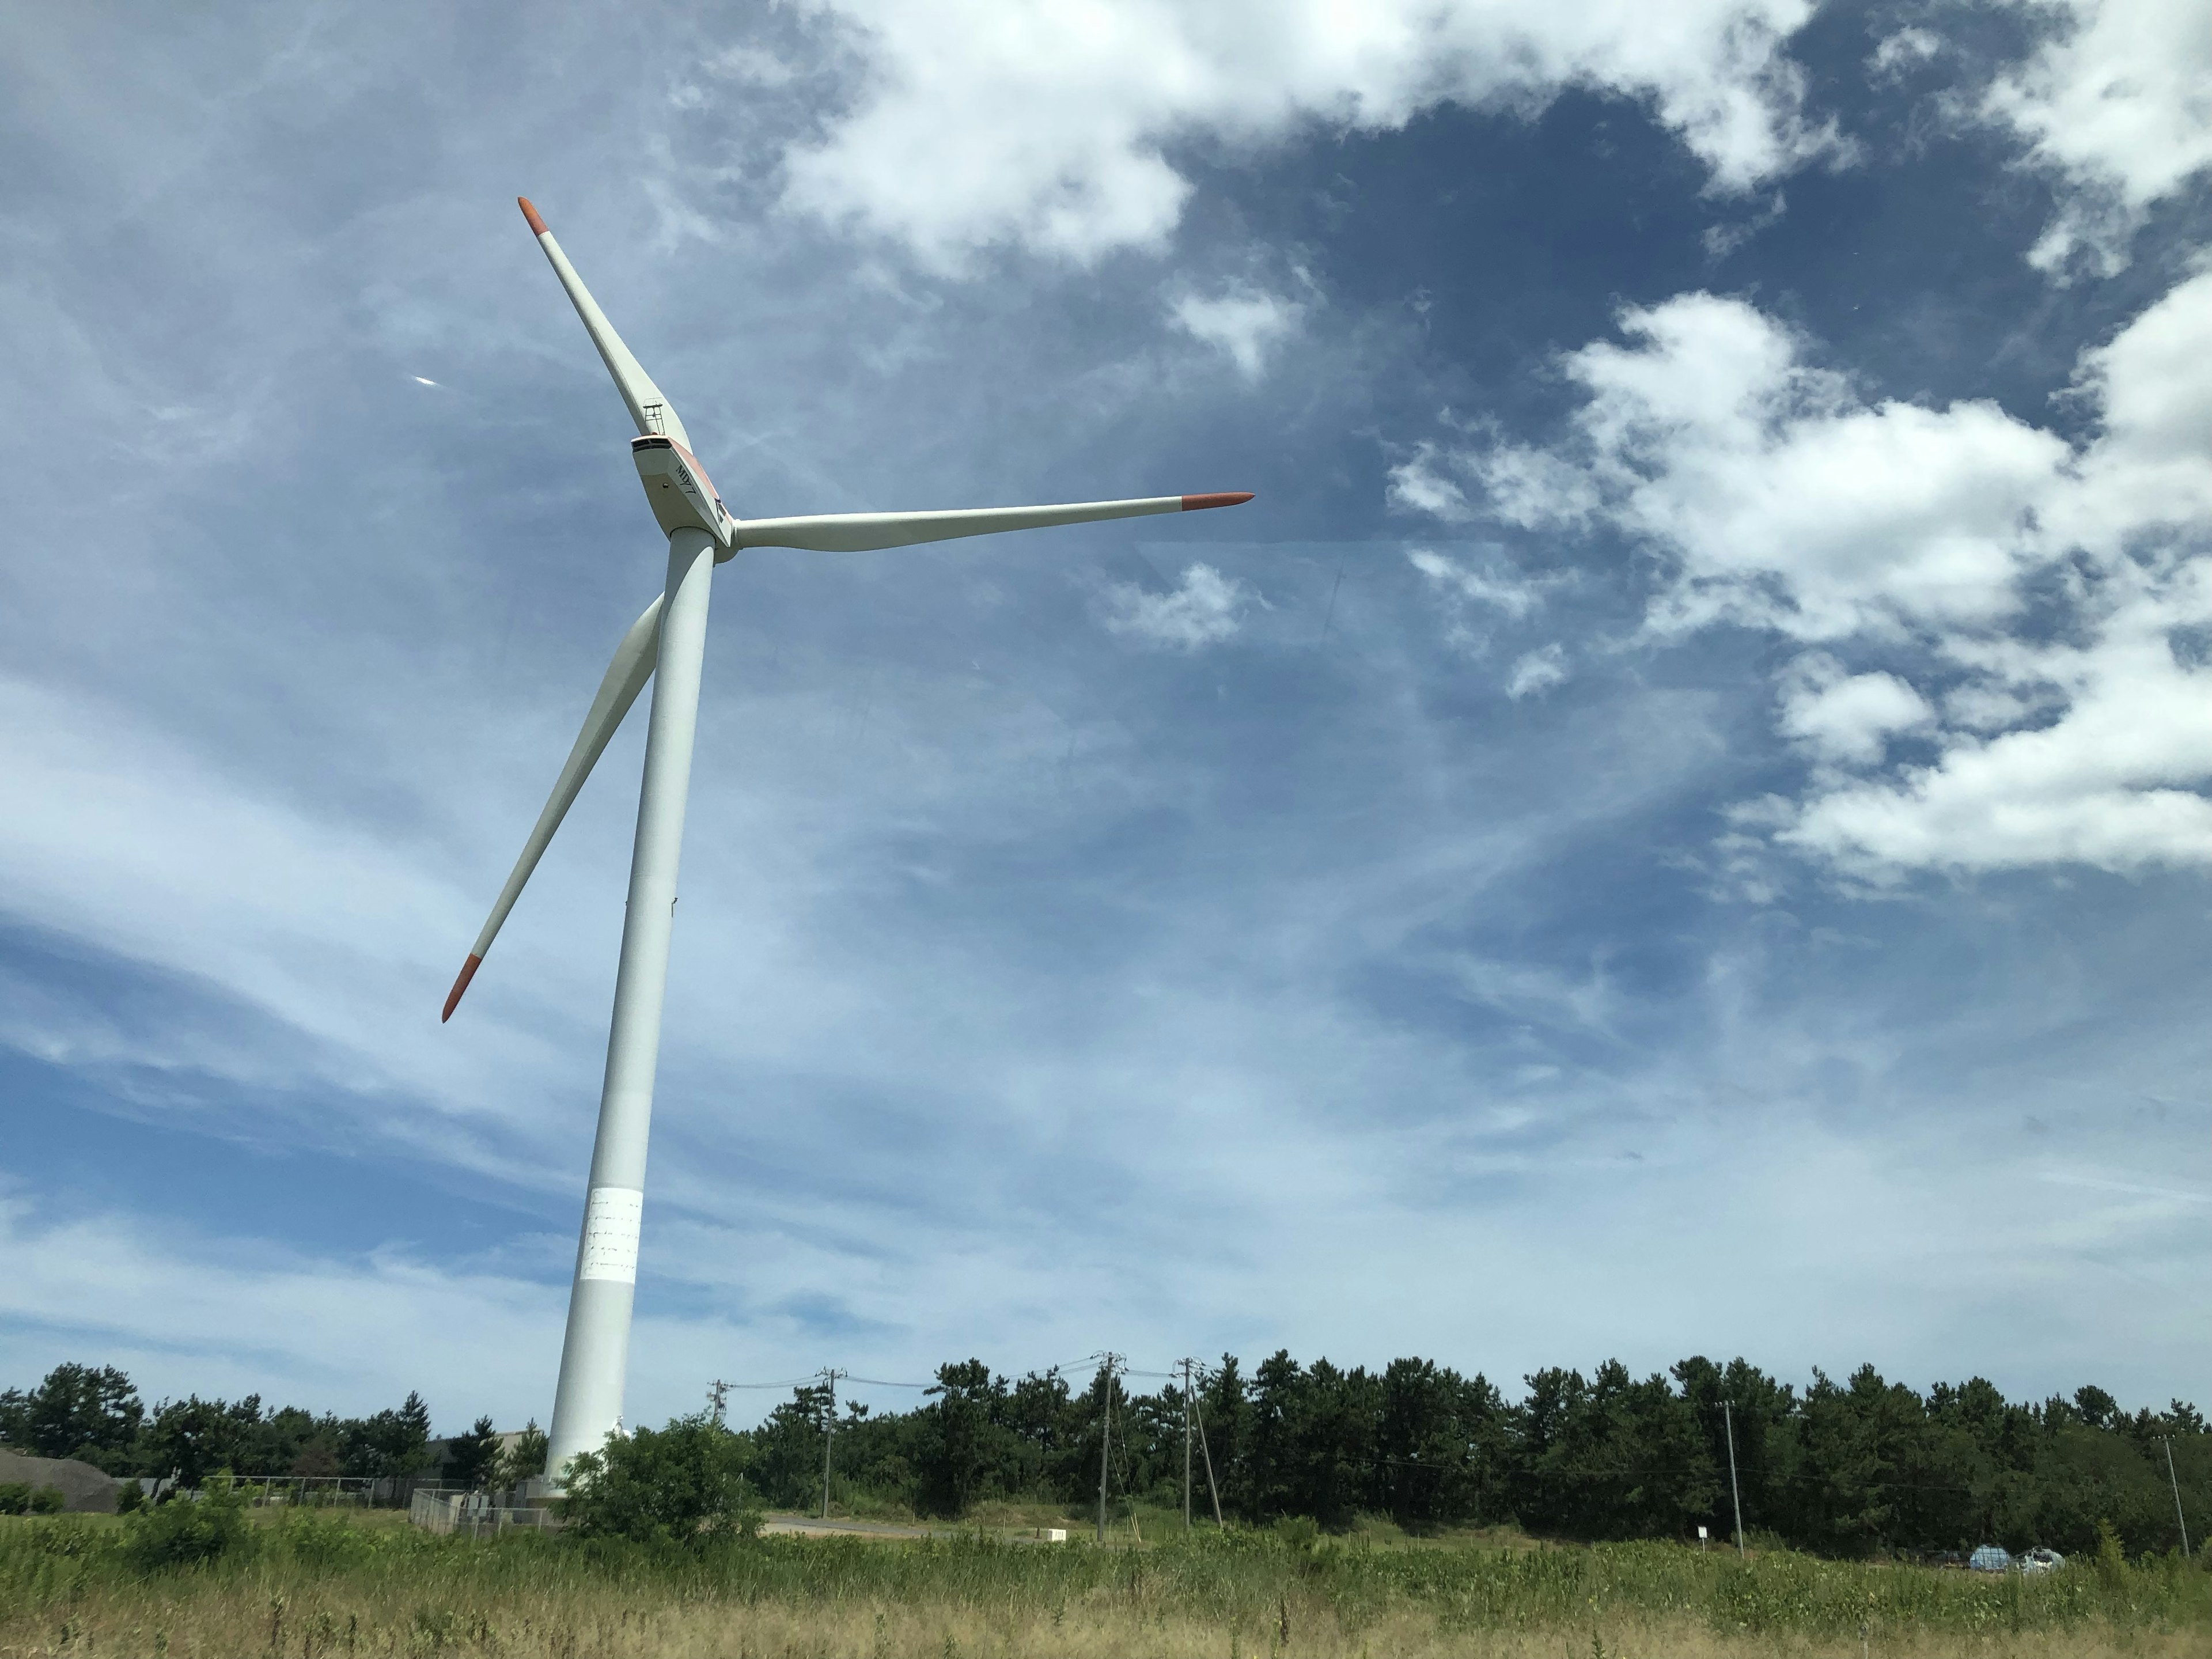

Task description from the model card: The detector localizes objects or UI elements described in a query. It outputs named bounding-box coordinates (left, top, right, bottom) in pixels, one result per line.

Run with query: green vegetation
left=750, top=1355, right=2210, bottom=1560
left=7, top=1352, right=2206, bottom=1565
left=0, top=1362, right=432, bottom=1483
left=488, top=1418, right=549, bottom=1490
left=123, top=1472, right=255, bottom=1569
left=563, top=1414, right=762, bottom=1543
left=0, top=1506, right=2206, bottom=1659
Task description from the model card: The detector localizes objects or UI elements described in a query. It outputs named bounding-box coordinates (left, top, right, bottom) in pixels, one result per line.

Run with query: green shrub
left=2094, top=1517, right=2128, bottom=1589
left=561, top=1414, right=760, bottom=1546
left=125, top=1472, right=256, bottom=1569
left=115, top=1483, right=145, bottom=1514
left=491, top=1419, right=548, bottom=1491
left=26, top=1487, right=63, bottom=1515
left=0, top=1483, right=29, bottom=1515
left=270, top=1509, right=387, bottom=1570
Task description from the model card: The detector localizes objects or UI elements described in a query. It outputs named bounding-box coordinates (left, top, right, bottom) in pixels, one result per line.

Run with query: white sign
left=1698, top=1525, right=1709, bottom=1539
left=578, top=1185, right=644, bottom=1283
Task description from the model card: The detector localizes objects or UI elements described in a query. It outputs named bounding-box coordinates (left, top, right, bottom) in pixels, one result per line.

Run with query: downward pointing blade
left=444, top=594, right=665, bottom=1021
left=518, top=196, right=692, bottom=452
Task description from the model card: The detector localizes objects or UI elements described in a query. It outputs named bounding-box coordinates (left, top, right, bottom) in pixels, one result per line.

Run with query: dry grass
left=3, top=1512, right=2206, bottom=1659
left=15, top=1589, right=2212, bottom=1659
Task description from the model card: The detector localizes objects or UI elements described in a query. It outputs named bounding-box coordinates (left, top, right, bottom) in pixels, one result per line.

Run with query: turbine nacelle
left=632, top=435, right=735, bottom=548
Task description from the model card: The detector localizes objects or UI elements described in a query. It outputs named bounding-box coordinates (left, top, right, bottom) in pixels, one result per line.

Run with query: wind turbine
left=444, top=197, right=1253, bottom=1481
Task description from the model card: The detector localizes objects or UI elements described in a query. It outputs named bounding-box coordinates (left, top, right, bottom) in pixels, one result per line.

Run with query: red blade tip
left=1181, top=492, right=1255, bottom=511
left=442, top=953, right=483, bottom=1023
left=517, top=197, right=548, bottom=236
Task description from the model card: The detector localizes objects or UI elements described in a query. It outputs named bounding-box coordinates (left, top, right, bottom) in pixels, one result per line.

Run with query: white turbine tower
left=445, top=197, right=1253, bottom=1481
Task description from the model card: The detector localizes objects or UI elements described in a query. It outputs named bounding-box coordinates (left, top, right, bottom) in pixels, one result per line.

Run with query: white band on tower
left=578, top=1186, right=644, bottom=1283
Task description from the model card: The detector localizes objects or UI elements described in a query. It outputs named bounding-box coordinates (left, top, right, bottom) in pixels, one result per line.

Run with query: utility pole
left=820, top=1369, right=846, bottom=1522
left=1723, top=1400, right=1745, bottom=1555
left=706, top=1380, right=730, bottom=1429
left=1181, top=1358, right=1195, bottom=1529
left=1194, top=1378, right=1225, bottom=1525
left=1095, top=1354, right=1121, bottom=1545
left=2162, top=1435, right=2192, bottom=1558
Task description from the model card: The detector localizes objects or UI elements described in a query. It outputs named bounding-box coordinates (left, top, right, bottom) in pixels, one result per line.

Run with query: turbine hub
left=631, top=435, right=733, bottom=548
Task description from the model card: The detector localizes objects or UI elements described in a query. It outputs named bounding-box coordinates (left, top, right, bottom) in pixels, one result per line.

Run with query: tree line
left=7, top=1353, right=2205, bottom=1559
left=745, top=1353, right=2209, bottom=1559
left=0, top=1364, right=448, bottom=1488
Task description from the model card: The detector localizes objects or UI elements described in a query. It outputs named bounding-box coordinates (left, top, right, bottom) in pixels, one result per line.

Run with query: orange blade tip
left=1181, top=492, right=1255, bottom=511
left=442, top=953, right=483, bottom=1023
left=517, top=197, right=548, bottom=236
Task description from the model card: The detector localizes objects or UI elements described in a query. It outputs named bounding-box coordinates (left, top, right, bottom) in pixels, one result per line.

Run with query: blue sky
left=3, top=0, right=2211, bottom=1437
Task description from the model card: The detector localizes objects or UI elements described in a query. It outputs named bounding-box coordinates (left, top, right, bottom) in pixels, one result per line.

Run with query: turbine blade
left=517, top=196, right=692, bottom=451
left=734, top=492, right=1254, bottom=553
left=443, top=593, right=665, bottom=1022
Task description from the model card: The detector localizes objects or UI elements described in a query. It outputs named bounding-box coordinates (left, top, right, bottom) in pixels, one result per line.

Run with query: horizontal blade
left=517, top=196, right=692, bottom=452
left=443, top=593, right=665, bottom=1022
left=733, top=492, right=1254, bottom=553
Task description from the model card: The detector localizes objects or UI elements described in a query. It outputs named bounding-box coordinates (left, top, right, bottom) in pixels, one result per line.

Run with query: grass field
left=2, top=1509, right=2207, bottom=1658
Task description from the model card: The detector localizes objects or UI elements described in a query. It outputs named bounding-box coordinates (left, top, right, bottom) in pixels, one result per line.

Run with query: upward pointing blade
left=517, top=196, right=692, bottom=452
left=444, top=594, right=665, bottom=1021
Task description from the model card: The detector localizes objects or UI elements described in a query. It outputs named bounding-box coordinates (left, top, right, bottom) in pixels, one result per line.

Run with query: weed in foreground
left=0, top=1513, right=2205, bottom=1658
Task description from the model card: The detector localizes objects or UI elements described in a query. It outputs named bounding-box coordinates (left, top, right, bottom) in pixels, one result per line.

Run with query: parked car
left=1968, top=1545, right=2013, bottom=1573
left=2019, top=1547, right=2065, bottom=1573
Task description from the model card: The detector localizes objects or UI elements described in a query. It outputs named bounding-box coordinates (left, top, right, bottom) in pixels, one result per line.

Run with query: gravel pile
left=0, top=1448, right=121, bottom=1514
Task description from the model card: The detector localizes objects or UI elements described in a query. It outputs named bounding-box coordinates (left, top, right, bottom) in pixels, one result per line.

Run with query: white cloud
left=1171, top=285, right=1304, bottom=378
left=1784, top=586, right=2212, bottom=877
left=1700, top=191, right=1786, bottom=262
left=1778, top=656, right=1932, bottom=766
left=1460, top=291, right=2073, bottom=642
left=1389, top=443, right=1479, bottom=522
left=779, top=0, right=1836, bottom=267
left=1407, top=547, right=1547, bottom=619
left=703, top=43, right=800, bottom=89
left=1979, top=0, right=2212, bottom=275
left=1506, top=643, right=1568, bottom=699
left=0, top=1195, right=565, bottom=1422
left=1395, top=271, right=2212, bottom=877
left=1868, top=26, right=1942, bottom=81
left=1407, top=547, right=1556, bottom=654
left=1101, top=562, right=1250, bottom=649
